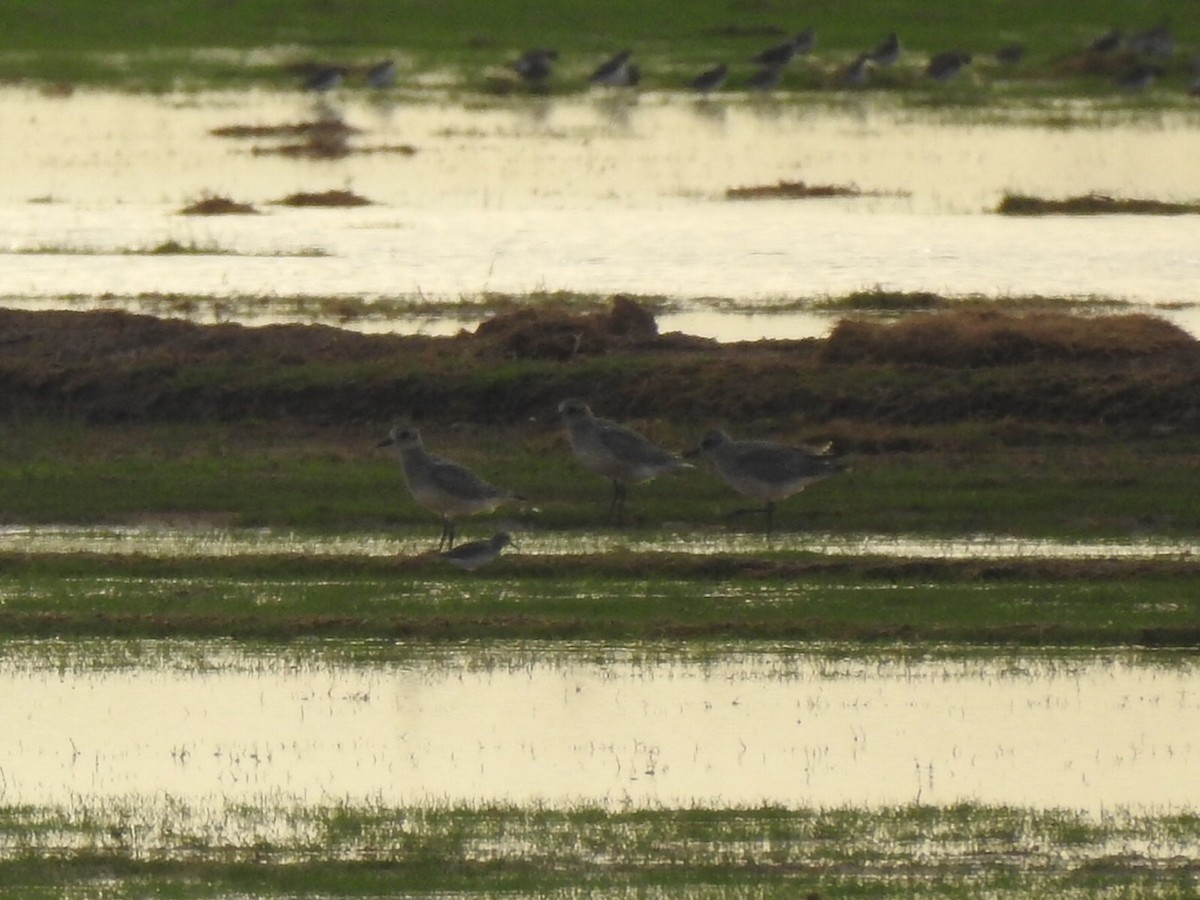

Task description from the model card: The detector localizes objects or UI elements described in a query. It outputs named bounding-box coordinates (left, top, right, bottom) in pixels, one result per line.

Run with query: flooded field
left=2, top=523, right=1198, bottom=561
left=1, top=640, right=1196, bottom=816
left=2, top=89, right=1199, bottom=340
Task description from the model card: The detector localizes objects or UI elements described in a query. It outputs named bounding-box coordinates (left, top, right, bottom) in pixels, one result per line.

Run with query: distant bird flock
left=298, top=19, right=1195, bottom=98
left=381, top=403, right=847, bottom=568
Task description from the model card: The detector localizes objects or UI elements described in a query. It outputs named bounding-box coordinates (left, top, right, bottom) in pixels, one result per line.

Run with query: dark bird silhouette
left=750, top=29, right=815, bottom=67
left=589, top=49, right=637, bottom=86
left=690, top=63, right=729, bottom=92
left=925, top=51, right=972, bottom=81
left=512, top=48, right=557, bottom=85
left=869, top=32, right=901, bottom=66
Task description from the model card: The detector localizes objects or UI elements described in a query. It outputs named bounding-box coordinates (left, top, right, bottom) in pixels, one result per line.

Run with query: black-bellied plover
left=304, top=65, right=349, bottom=92
left=751, top=29, right=815, bottom=67
left=559, top=399, right=689, bottom=524
left=869, top=32, right=901, bottom=67
left=379, top=424, right=517, bottom=549
left=589, top=49, right=637, bottom=86
left=690, top=63, right=729, bottom=93
left=366, top=59, right=397, bottom=88
left=925, top=51, right=972, bottom=81
left=688, top=429, right=844, bottom=536
left=746, top=64, right=786, bottom=91
left=513, top=48, right=558, bottom=85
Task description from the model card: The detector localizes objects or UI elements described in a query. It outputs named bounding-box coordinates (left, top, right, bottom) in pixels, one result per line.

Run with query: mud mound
left=473, top=294, right=701, bottom=359
left=821, top=311, right=1194, bottom=366
left=180, top=196, right=259, bottom=215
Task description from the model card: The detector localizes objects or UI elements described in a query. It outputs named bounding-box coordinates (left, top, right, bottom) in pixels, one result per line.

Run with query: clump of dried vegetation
left=179, top=195, right=259, bottom=215
left=997, top=192, right=1200, bottom=215
left=272, top=189, right=375, bottom=207
left=726, top=180, right=902, bottom=200
left=820, top=310, right=1193, bottom=366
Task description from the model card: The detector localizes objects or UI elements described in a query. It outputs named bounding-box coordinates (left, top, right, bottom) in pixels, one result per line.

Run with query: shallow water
left=2, top=89, right=1198, bottom=340
left=0, top=640, right=1194, bottom=815
left=2, top=523, right=1196, bottom=560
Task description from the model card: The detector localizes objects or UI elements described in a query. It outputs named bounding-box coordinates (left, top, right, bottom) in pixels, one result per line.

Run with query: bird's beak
left=377, top=437, right=394, bottom=448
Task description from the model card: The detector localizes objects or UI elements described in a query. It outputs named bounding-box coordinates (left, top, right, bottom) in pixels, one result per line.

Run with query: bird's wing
left=598, top=423, right=675, bottom=465
left=429, top=457, right=504, bottom=496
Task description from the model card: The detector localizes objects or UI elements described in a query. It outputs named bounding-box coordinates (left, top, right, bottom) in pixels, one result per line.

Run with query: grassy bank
left=1, top=551, right=1197, bottom=645
left=1, top=303, right=1197, bottom=539
left=0, top=0, right=1193, bottom=100
left=2, top=800, right=1197, bottom=898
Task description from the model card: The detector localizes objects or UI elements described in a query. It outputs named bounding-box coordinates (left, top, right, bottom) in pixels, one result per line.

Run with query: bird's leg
left=725, top=504, right=770, bottom=523
left=438, top=518, right=456, bottom=551
left=765, top=500, right=776, bottom=539
left=606, top=479, right=626, bottom=525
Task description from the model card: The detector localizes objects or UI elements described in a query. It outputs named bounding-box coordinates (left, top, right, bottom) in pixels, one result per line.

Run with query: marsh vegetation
left=2, top=1, right=1199, bottom=895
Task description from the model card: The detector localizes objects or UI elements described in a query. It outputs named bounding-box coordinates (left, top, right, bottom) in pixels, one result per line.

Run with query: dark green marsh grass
left=1, top=420, right=1198, bottom=538
left=2, top=800, right=1197, bottom=897
left=998, top=193, right=1200, bottom=216
left=0, top=0, right=1195, bottom=105
left=1, top=552, right=1197, bottom=645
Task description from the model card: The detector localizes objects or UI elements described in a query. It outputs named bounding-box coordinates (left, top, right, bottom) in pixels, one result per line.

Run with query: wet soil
left=0, top=300, right=1197, bottom=446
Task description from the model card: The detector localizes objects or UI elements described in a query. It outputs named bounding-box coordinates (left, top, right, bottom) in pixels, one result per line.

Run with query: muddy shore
left=2, top=301, right=1197, bottom=446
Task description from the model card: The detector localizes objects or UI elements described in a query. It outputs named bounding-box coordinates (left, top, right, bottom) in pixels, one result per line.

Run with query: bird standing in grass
left=559, top=399, right=690, bottom=525
left=366, top=59, right=397, bottom=88
left=690, top=63, right=729, bottom=93
left=869, top=32, right=901, bottom=67
left=751, top=29, right=815, bottom=67
left=513, top=48, right=557, bottom=86
left=589, top=49, right=638, bottom=86
left=379, top=424, right=517, bottom=550
left=688, top=429, right=844, bottom=536
left=925, top=51, right=972, bottom=82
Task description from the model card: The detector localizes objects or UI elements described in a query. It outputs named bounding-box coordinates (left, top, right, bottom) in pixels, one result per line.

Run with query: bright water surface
left=0, top=641, right=1195, bottom=815
left=2, top=89, right=1199, bottom=340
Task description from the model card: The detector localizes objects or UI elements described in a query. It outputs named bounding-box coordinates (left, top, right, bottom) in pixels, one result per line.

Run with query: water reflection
left=1, top=641, right=1194, bottom=814
left=2, top=524, right=1196, bottom=560
left=1, top=89, right=1197, bottom=341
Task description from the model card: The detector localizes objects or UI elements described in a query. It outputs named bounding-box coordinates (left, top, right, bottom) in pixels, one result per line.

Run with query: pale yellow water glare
left=0, top=88, right=1197, bottom=340
left=1, top=646, right=1195, bottom=814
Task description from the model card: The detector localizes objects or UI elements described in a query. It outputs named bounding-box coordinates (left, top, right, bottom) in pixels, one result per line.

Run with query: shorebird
left=690, top=63, right=729, bottom=93
left=440, top=532, right=514, bottom=571
left=869, top=32, right=901, bottom=67
left=994, top=43, right=1026, bottom=66
left=751, top=29, right=815, bottom=67
left=746, top=64, right=786, bottom=92
left=840, top=53, right=873, bottom=88
left=304, top=65, right=349, bottom=92
left=1129, top=21, right=1174, bottom=59
left=589, top=49, right=637, bottom=86
left=513, top=48, right=557, bottom=85
left=365, top=59, right=397, bottom=88
left=925, top=51, right=972, bottom=82
left=1117, top=64, right=1161, bottom=91
left=1088, top=29, right=1124, bottom=56
left=558, top=399, right=690, bottom=524
left=688, top=429, right=844, bottom=536
left=378, top=424, right=517, bottom=550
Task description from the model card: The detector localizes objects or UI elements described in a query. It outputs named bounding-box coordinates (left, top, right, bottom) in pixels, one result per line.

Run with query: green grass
left=0, top=0, right=1194, bottom=101
left=0, top=552, right=1197, bottom=645
left=0, top=421, right=1197, bottom=538
left=1, top=800, right=1197, bottom=897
